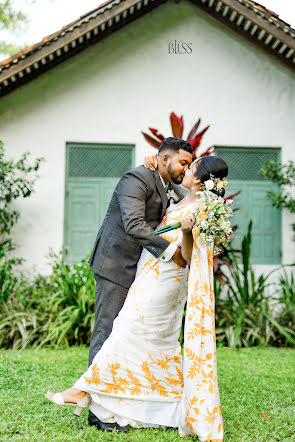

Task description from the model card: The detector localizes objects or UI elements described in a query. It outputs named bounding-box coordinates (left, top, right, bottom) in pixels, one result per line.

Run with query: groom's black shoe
left=88, top=411, right=129, bottom=433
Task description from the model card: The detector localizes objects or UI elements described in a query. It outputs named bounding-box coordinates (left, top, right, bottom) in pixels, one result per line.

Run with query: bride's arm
left=180, top=216, right=195, bottom=264
left=143, top=154, right=157, bottom=170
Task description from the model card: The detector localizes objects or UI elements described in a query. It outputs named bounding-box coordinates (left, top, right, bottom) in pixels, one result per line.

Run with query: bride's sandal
left=45, top=392, right=91, bottom=416
left=74, top=394, right=91, bottom=417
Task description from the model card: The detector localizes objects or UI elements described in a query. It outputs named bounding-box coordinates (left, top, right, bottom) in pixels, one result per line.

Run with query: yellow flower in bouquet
left=197, top=211, right=208, bottom=221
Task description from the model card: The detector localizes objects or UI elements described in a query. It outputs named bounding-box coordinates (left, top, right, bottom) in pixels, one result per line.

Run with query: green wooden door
left=64, top=143, right=135, bottom=263
left=214, top=147, right=281, bottom=264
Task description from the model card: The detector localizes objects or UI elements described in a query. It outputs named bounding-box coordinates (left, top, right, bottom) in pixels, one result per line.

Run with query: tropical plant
left=142, top=111, right=212, bottom=159
left=270, top=265, right=295, bottom=347
left=0, top=140, right=43, bottom=253
left=0, top=250, right=96, bottom=349
left=215, top=221, right=295, bottom=348
left=0, top=0, right=57, bottom=59
left=0, top=0, right=27, bottom=57
left=0, top=140, right=43, bottom=307
left=38, top=250, right=96, bottom=348
left=260, top=160, right=295, bottom=240
left=0, top=248, right=22, bottom=305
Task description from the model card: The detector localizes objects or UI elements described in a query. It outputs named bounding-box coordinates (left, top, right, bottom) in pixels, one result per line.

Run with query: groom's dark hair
left=158, top=137, right=192, bottom=155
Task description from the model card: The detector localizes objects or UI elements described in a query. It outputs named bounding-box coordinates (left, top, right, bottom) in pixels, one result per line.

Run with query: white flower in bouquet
left=193, top=177, right=233, bottom=255
left=220, top=220, right=227, bottom=229
left=201, top=220, right=209, bottom=230
left=204, top=179, right=214, bottom=191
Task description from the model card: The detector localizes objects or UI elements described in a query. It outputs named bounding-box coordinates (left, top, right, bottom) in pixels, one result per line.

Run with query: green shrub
left=0, top=140, right=43, bottom=254
left=269, top=265, right=295, bottom=347
left=0, top=249, right=22, bottom=306
left=261, top=160, right=295, bottom=239
left=1, top=227, right=294, bottom=350
left=0, top=250, right=95, bottom=349
left=215, top=221, right=295, bottom=348
left=0, top=139, right=43, bottom=324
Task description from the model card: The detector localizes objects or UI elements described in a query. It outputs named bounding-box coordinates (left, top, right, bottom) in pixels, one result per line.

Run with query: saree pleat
left=178, top=227, right=224, bottom=441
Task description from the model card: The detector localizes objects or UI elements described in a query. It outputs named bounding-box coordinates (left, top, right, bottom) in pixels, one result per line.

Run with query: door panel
left=215, top=146, right=281, bottom=265
left=64, top=144, right=134, bottom=263
left=226, top=180, right=281, bottom=264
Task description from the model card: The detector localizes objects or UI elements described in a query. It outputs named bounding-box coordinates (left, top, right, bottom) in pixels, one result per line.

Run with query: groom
left=87, top=137, right=192, bottom=431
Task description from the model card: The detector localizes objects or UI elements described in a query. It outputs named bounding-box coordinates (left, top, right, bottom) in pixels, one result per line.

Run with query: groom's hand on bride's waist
left=172, top=247, right=187, bottom=268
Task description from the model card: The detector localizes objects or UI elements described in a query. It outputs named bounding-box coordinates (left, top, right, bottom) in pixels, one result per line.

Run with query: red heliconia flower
left=199, top=146, right=215, bottom=159
left=224, top=191, right=241, bottom=202
left=187, top=118, right=201, bottom=143
left=170, top=112, right=183, bottom=138
left=142, top=112, right=212, bottom=159
left=141, top=131, right=162, bottom=148
left=149, top=128, right=165, bottom=142
left=191, top=136, right=202, bottom=149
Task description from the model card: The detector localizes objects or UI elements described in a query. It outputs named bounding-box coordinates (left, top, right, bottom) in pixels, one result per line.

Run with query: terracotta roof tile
left=0, top=0, right=294, bottom=73
left=245, top=0, right=293, bottom=28
left=0, top=0, right=115, bottom=68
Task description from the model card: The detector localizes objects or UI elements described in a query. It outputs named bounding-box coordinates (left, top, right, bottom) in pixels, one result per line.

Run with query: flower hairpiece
left=202, top=174, right=228, bottom=193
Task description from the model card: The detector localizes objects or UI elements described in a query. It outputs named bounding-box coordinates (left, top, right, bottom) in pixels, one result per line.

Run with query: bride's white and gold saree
left=73, top=200, right=224, bottom=441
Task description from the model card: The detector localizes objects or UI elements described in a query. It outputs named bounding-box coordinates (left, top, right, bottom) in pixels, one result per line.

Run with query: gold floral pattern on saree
left=179, top=233, right=224, bottom=440
left=84, top=352, right=184, bottom=399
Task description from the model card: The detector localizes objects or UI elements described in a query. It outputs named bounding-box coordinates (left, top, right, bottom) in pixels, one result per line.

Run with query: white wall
left=0, top=0, right=294, bottom=273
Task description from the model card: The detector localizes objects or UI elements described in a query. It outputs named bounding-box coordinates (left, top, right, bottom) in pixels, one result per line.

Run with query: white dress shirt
left=157, top=174, right=178, bottom=262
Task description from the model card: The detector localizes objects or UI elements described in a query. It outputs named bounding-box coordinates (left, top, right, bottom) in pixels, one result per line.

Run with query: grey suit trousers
left=88, top=274, right=128, bottom=366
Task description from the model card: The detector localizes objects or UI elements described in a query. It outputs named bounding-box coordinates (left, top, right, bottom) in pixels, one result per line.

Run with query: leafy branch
left=0, top=139, right=44, bottom=252
left=260, top=160, right=295, bottom=239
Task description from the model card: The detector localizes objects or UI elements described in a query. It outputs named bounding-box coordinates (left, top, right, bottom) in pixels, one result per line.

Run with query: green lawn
left=0, top=346, right=294, bottom=441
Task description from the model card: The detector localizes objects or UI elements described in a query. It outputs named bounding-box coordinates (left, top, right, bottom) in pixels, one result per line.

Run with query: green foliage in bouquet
left=0, top=250, right=96, bottom=349
left=215, top=221, right=295, bottom=348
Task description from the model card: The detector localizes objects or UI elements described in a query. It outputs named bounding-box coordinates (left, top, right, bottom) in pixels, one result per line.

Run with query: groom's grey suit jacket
left=88, top=165, right=189, bottom=289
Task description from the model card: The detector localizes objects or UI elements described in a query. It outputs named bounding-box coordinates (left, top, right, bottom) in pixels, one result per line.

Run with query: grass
left=0, top=346, right=294, bottom=441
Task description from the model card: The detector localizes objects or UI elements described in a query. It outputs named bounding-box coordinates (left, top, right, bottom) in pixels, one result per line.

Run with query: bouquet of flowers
left=155, top=175, right=233, bottom=255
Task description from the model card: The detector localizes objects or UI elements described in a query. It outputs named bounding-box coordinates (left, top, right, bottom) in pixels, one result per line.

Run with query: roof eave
left=0, top=0, right=294, bottom=97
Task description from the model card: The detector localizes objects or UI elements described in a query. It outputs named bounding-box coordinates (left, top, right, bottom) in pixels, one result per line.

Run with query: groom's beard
left=167, top=165, right=185, bottom=184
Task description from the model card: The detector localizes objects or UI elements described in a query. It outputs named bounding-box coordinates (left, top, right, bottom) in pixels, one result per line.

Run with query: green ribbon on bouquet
left=155, top=222, right=181, bottom=235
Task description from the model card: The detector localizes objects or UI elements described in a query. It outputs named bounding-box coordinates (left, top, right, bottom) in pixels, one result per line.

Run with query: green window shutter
left=64, top=143, right=135, bottom=263
left=214, top=147, right=281, bottom=265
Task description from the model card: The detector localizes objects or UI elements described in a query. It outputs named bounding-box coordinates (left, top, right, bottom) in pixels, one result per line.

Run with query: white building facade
left=0, top=0, right=294, bottom=273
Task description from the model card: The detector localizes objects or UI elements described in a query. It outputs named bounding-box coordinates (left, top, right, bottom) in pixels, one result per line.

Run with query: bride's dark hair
left=193, top=155, right=229, bottom=197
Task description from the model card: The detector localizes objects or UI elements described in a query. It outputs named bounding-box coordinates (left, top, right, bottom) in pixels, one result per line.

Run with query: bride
left=46, top=155, right=228, bottom=442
